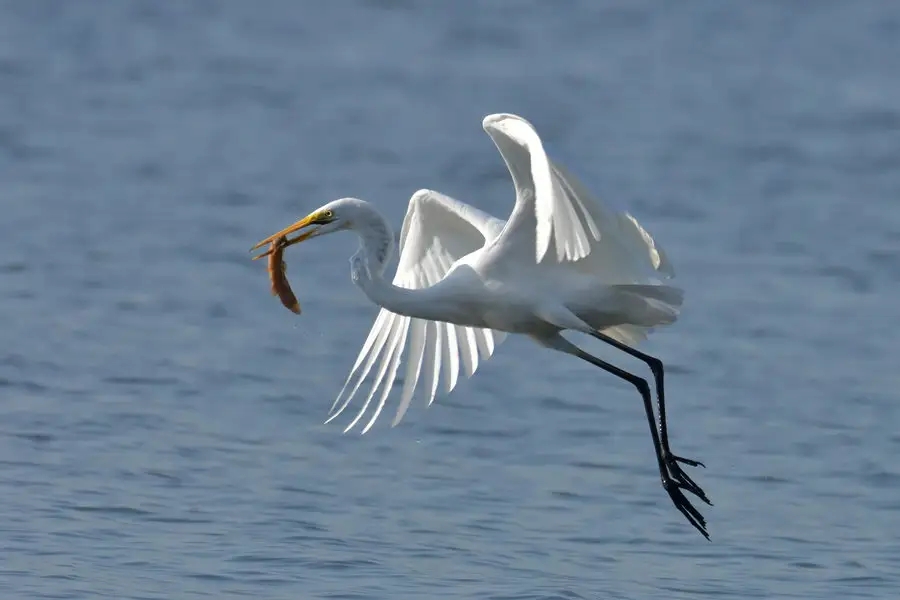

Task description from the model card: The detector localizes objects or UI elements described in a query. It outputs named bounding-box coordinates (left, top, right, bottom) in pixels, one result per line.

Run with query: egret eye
left=323, top=210, right=334, bottom=219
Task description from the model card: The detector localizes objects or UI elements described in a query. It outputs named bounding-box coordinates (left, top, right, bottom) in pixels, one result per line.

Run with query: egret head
left=250, top=198, right=366, bottom=259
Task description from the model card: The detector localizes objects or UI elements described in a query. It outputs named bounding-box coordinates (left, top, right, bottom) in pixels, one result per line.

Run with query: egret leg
left=536, top=334, right=710, bottom=539
left=589, top=331, right=710, bottom=504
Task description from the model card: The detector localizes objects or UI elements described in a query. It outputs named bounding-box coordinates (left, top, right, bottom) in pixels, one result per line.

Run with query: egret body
left=252, top=113, right=711, bottom=538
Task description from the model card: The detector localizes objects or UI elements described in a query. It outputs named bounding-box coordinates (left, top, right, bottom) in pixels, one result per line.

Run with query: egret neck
left=349, top=206, right=448, bottom=323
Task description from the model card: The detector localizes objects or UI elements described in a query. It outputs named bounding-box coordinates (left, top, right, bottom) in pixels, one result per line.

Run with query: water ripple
left=2, top=1, right=900, bottom=599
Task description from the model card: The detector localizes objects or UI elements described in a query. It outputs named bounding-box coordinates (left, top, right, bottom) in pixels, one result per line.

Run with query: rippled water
left=2, top=1, right=900, bottom=598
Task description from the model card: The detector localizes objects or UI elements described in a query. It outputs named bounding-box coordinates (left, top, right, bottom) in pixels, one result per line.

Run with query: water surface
left=2, top=2, right=900, bottom=598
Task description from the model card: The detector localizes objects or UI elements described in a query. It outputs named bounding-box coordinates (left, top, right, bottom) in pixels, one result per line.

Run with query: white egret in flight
left=251, top=113, right=711, bottom=538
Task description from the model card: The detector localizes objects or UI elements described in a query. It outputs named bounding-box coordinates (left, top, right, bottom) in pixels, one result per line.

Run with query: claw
left=663, top=478, right=710, bottom=540
left=672, top=467, right=711, bottom=504
left=672, top=454, right=706, bottom=468
left=665, top=453, right=712, bottom=506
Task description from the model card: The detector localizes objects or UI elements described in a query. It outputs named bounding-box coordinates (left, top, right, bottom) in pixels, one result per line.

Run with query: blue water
left=3, top=1, right=900, bottom=598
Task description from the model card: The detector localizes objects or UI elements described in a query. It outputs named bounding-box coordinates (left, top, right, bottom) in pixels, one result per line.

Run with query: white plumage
left=327, top=190, right=509, bottom=433
left=251, top=112, right=712, bottom=539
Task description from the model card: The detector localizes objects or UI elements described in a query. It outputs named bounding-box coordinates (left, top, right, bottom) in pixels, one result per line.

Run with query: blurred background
left=2, top=1, right=899, bottom=598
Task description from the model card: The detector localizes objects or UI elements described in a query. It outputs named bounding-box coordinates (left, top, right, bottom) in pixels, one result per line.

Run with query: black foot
left=666, top=453, right=711, bottom=506
left=663, top=476, right=710, bottom=540
left=662, top=452, right=712, bottom=539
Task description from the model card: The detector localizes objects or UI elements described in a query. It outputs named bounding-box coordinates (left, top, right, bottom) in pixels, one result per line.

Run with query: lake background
left=2, top=1, right=900, bottom=598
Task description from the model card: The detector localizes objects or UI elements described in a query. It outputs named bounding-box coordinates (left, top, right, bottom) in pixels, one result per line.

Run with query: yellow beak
left=249, top=212, right=321, bottom=260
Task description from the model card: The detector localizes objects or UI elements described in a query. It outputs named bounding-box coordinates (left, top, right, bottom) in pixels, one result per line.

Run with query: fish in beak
left=250, top=209, right=332, bottom=260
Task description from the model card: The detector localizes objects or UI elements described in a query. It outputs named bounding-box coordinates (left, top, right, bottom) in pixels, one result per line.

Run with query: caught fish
left=262, top=235, right=301, bottom=314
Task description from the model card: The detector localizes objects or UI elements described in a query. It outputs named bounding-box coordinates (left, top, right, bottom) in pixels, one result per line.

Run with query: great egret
left=251, top=113, right=711, bottom=539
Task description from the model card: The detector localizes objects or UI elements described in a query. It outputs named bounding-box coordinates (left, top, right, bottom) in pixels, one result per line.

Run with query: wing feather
left=458, top=325, right=478, bottom=378
left=326, top=311, right=398, bottom=424
left=346, top=314, right=407, bottom=432
left=328, top=308, right=390, bottom=415
left=393, top=317, right=426, bottom=425
left=552, top=161, right=674, bottom=278
left=483, top=113, right=675, bottom=280
left=440, top=321, right=460, bottom=395
left=360, top=316, right=410, bottom=434
left=423, top=319, right=442, bottom=406
left=327, top=189, right=508, bottom=432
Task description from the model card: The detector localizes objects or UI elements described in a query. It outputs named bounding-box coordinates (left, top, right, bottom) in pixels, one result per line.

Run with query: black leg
left=589, top=330, right=710, bottom=504
left=569, top=345, right=710, bottom=540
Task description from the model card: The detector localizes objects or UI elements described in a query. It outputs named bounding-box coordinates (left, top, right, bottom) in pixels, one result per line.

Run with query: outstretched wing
left=483, top=113, right=674, bottom=280
left=549, top=160, right=674, bottom=280
left=326, top=189, right=508, bottom=433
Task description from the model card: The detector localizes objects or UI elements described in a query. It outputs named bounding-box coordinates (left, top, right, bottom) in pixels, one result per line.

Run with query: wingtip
left=410, top=188, right=436, bottom=201
left=482, top=113, right=505, bottom=130
left=482, top=112, right=530, bottom=131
